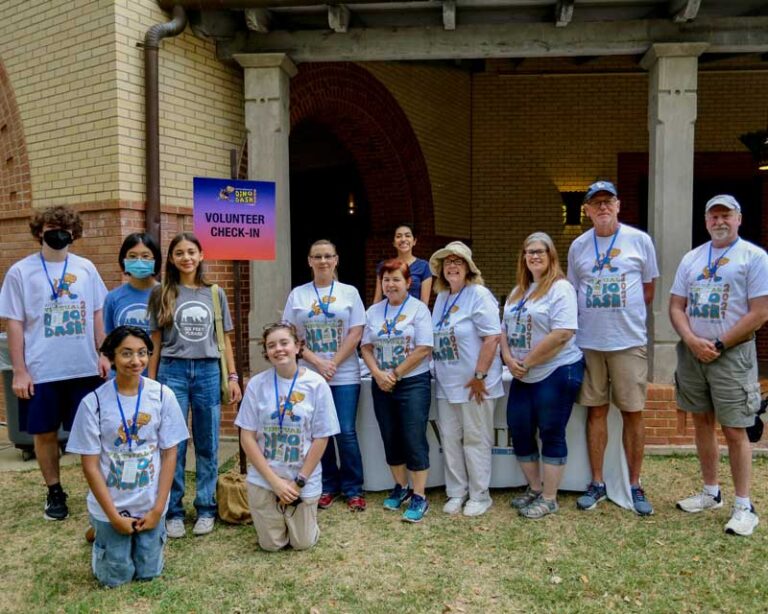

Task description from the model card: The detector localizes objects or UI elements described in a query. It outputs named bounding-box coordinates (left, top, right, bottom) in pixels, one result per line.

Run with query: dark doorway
left=692, top=178, right=763, bottom=247
left=289, top=123, right=370, bottom=292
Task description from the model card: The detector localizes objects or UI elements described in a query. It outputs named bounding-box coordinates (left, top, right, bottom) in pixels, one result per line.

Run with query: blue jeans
left=157, top=357, right=220, bottom=519
left=321, top=384, right=364, bottom=497
left=90, top=515, right=166, bottom=588
left=371, top=371, right=431, bottom=471
left=507, top=359, right=585, bottom=465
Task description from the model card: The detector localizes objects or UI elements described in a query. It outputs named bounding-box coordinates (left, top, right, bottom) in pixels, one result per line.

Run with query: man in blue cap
left=670, top=194, right=768, bottom=536
left=567, top=180, right=659, bottom=515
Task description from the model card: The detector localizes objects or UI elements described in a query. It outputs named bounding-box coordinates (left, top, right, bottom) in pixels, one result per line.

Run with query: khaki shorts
left=577, top=346, right=648, bottom=412
left=675, top=340, right=761, bottom=428
left=247, top=483, right=320, bottom=552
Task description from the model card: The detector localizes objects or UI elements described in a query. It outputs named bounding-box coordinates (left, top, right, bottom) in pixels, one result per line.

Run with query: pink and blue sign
left=193, top=177, right=276, bottom=260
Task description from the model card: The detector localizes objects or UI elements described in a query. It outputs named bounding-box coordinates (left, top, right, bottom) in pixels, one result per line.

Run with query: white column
left=640, top=43, right=708, bottom=383
left=234, top=53, right=297, bottom=372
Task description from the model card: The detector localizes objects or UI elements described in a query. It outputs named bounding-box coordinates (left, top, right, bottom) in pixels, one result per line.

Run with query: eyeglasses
left=524, top=249, right=547, bottom=257
left=310, top=254, right=337, bottom=261
left=586, top=198, right=617, bottom=209
left=117, top=349, right=150, bottom=360
left=444, top=257, right=466, bottom=266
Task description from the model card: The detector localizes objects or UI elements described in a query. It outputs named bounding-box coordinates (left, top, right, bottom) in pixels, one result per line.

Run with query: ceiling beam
left=219, top=17, right=768, bottom=62
left=670, top=0, right=702, bottom=24
left=443, top=1, right=456, bottom=32
left=328, top=4, right=351, bottom=33
left=555, top=0, right=574, bottom=28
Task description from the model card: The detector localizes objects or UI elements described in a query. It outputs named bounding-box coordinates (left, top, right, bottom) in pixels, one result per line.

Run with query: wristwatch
left=294, top=474, right=307, bottom=489
left=474, top=371, right=487, bottom=380
left=714, top=338, right=726, bottom=352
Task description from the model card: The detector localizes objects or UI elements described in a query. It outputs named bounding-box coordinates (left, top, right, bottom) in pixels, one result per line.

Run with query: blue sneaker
left=631, top=485, right=654, bottom=516
left=402, top=493, right=429, bottom=523
left=576, top=481, right=607, bottom=511
left=383, top=484, right=413, bottom=511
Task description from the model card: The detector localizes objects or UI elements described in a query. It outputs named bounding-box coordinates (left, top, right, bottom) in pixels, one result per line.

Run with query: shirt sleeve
left=361, top=305, right=377, bottom=346
left=669, top=254, right=692, bottom=298
left=566, top=242, right=579, bottom=290
left=91, top=265, right=109, bottom=311
left=158, top=386, right=190, bottom=449
left=148, top=287, right=160, bottom=332
left=0, top=266, right=25, bottom=321
left=549, top=281, right=579, bottom=331
left=218, top=287, right=235, bottom=332
left=65, top=394, right=101, bottom=455
left=418, top=259, right=432, bottom=282
left=470, top=286, right=502, bottom=336
left=234, top=378, right=263, bottom=432
left=348, top=287, right=366, bottom=328
left=310, top=379, right=340, bottom=438
left=641, top=234, right=660, bottom=283
left=413, top=303, right=434, bottom=347
left=103, top=292, right=116, bottom=333
left=746, top=247, right=768, bottom=300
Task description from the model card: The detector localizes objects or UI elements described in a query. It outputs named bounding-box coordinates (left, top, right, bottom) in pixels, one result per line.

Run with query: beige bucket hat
left=429, top=241, right=481, bottom=277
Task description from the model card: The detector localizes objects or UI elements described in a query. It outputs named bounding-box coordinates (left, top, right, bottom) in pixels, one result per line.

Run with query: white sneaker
left=166, top=517, right=186, bottom=539
left=192, top=516, right=215, bottom=536
left=676, top=489, right=723, bottom=513
left=463, top=498, right=493, bottom=517
left=724, top=503, right=759, bottom=537
left=442, top=495, right=468, bottom=515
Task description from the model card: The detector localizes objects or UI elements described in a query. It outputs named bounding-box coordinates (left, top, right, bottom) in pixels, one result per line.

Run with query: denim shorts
left=90, top=515, right=167, bottom=588
left=371, top=371, right=431, bottom=471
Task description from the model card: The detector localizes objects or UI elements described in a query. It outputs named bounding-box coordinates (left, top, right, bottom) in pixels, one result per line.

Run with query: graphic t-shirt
left=235, top=368, right=340, bottom=498
left=431, top=284, right=504, bottom=403
left=66, top=377, right=189, bottom=522
left=362, top=297, right=433, bottom=377
left=567, top=224, right=659, bottom=351
left=376, top=258, right=432, bottom=301
left=282, top=281, right=365, bottom=386
left=503, top=279, right=583, bottom=384
left=670, top=238, right=768, bottom=339
left=0, top=252, right=108, bottom=383
left=149, top=285, right=233, bottom=360
left=104, top=283, right=156, bottom=334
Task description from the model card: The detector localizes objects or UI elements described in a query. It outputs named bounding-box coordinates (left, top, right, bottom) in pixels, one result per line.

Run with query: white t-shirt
left=235, top=368, right=340, bottom=498
left=362, top=297, right=433, bottom=377
left=503, top=279, right=583, bottom=384
left=0, top=252, right=108, bottom=383
left=567, top=224, right=659, bottom=351
left=66, top=377, right=189, bottom=522
left=431, top=284, right=504, bottom=403
left=670, top=238, right=768, bottom=339
left=282, top=281, right=365, bottom=386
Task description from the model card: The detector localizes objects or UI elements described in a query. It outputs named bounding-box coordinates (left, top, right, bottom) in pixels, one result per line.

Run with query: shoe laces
left=632, top=486, right=647, bottom=501
left=586, top=482, right=603, bottom=499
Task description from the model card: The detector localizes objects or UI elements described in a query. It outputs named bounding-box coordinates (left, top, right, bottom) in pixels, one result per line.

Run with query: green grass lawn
left=1, top=455, right=767, bottom=613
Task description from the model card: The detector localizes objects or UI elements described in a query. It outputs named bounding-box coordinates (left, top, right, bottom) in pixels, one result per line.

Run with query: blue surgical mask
left=124, top=259, right=156, bottom=279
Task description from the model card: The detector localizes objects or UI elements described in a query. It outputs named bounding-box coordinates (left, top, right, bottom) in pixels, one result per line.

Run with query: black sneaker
left=44, top=487, right=69, bottom=521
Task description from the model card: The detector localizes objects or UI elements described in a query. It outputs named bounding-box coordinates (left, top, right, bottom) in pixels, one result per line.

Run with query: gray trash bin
left=0, top=333, right=68, bottom=461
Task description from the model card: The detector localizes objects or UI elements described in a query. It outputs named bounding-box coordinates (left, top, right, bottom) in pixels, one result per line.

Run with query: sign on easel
left=193, top=177, right=276, bottom=260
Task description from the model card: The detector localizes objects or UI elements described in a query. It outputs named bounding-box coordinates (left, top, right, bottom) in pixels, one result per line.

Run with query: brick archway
left=290, top=63, right=435, bottom=300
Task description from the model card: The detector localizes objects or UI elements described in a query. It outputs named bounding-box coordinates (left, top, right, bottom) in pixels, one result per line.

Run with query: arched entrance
left=290, top=63, right=434, bottom=301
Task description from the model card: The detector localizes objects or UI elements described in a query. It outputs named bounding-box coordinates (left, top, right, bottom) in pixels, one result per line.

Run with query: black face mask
left=42, top=229, right=73, bottom=251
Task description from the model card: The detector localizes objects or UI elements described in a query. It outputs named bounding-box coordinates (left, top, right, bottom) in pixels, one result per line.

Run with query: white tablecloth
left=355, top=373, right=632, bottom=509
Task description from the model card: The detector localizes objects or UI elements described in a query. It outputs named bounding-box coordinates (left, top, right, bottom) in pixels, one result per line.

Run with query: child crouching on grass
left=66, top=326, right=188, bottom=587
left=235, top=322, right=339, bottom=551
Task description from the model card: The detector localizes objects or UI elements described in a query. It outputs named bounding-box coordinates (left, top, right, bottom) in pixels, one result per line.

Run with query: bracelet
left=228, top=373, right=239, bottom=381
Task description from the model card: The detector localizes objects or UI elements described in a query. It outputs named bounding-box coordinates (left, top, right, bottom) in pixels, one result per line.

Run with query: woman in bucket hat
left=429, top=241, right=503, bottom=517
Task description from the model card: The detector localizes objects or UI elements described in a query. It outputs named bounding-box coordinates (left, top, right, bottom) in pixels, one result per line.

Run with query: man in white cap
left=567, top=180, right=659, bottom=515
left=670, top=194, right=768, bottom=536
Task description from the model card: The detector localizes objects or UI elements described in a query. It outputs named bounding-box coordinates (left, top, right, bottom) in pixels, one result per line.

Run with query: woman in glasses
left=501, top=232, right=584, bottom=519
left=282, top=240, right=367, bottom=512
left=429, top=241, right=503, bottom=518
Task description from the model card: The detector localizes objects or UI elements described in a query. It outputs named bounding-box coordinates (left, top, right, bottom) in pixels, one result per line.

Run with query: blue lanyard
left=312, top=281, right=335, bottom=318
left=383, top=296, right=410, bottom=338
left=39, top=253, right=68, bottom=301
left=436, top=286, right=465, bottom=330
left=707, top=239, right=738, bottom=281
left=512, top=288, right=533, bottom=325
left=274, top=368, right=299, bottom=433
left=114, top=378, right=143, bottom=451
left=592, top=225, right=620, bottom=278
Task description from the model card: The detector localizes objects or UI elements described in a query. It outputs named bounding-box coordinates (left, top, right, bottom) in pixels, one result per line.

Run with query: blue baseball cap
left=584, top=180, right=618, bottom=203
left=705, top=194, right=741, bottom=214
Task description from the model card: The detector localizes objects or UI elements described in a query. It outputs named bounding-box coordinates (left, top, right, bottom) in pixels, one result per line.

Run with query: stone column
left=640, top=43, right=708, bottom=383
left=234, top=53, right=297, bottom=372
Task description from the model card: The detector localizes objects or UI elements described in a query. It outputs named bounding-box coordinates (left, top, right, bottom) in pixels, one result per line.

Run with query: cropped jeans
left=320, top=384, right=364, bottom=497
left=157, top=357, right=220, bottom=519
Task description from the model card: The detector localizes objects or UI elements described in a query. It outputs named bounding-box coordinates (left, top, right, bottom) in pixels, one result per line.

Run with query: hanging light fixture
left=738, top=129, right=768, bottom=172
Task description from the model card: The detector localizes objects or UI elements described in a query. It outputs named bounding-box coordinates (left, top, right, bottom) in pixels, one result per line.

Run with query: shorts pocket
left=743, top=382, right=761, bottom=416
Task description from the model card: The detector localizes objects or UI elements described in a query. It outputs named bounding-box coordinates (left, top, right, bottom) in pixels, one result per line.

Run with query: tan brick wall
left=362, top=63, right=472, bottom=239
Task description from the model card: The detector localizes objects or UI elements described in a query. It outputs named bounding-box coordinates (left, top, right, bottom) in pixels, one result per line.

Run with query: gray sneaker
left=576, top=482, right=607, bottom=511
left=166, top=517, right=186, bottom=538
left=192, top=516, right=215, bottom=536
left=520, top=497, right=558, bottom=519
left=676, top=489, right=723, bottom=513
left=510, top=486, right=542, bottom=510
